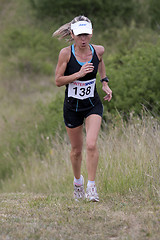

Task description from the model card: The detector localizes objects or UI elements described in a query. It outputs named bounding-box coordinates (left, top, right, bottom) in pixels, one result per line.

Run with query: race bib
left=68, top=79, right=96, bottom=100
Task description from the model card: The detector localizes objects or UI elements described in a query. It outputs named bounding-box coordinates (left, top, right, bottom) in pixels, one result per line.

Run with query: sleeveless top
left=64, top=44, right=101, bottom=111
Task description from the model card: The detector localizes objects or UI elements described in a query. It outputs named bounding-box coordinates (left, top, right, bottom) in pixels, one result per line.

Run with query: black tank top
left=64, top=44, right=101, bottom=111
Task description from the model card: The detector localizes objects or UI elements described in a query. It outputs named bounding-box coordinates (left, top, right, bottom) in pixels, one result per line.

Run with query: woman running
left=53, top=15, right=112, bottom=202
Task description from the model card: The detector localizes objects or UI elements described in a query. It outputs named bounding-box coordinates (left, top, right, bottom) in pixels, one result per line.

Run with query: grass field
left=1, top=107, right=160, bottom=239
left=0, top=192, right=160, bottom=240
left=0, top=1, right=160, bottom=239
left=0, top=114, right=160, bottom=239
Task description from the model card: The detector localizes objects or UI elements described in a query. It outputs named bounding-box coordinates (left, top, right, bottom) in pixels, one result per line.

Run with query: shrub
left=36, top=95, right=65, bottom=137
left=29, top=0, right=137, bottom=28
left=29, top=0, right=160, bottom=29
left=0, top=94, right=65, bottom=183
left=0, top=27, right=62, bottom=75
left=100, top=39, right=160, bottom=117
left=148, top=0, right=160, bottom=28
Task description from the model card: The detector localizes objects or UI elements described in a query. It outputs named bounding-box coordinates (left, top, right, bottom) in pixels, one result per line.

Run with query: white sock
left=87, top=180, right=95, bottom=187
left=74, top=175, right=83, bottom=185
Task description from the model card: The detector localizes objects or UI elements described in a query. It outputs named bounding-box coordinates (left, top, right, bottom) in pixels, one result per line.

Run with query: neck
left=74, top=44, right=91, bottom=54
left=73, top=44, right=92, bottom=62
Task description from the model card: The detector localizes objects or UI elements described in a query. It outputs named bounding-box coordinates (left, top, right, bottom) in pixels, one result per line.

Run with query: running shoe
left=73, top=175, right=85, bottom=201
left=86, top=184, right=99, bottom=202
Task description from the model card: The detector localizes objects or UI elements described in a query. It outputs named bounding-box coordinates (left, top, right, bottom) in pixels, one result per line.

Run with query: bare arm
left=55, top=47, right=94, bottom=87
left=55, top=47, right=78, bottom=87
left=94, top=45, right=112, bottom=102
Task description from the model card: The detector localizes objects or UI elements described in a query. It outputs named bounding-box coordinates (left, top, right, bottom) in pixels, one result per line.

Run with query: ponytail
left=52, top=15, right=91, bottom=42
left=52, top=22, right=72, bottom=41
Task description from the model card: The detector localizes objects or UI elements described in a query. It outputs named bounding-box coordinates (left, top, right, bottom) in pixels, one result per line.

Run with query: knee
left=86, top=140, right=96, bottom=152
left=71, top=147, right=82, bottom=159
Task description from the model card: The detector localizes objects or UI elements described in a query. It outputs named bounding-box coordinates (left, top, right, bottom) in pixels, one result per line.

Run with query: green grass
left=0, top=193, right=160, bottom=240
left=0, top=0, right=159, bottom=196
left=0, top=1, right=160, bottom=239
left=1, top=114, right=160, bottom=203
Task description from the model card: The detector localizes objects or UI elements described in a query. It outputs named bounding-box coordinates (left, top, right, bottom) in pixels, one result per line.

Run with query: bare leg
left=85, top=114, right=102, bottom=181
left=66, top=125, right=83, bottom=179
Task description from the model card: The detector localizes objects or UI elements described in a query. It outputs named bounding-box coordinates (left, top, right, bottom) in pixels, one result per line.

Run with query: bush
left=148, top=0, right=160, bottom=28
left=100, top=39, right=160, bottom=117
left=0, top=27, right=62, bottom=75
left=29, top=0, right=137, bottom=28
left=37, top=95, right=65, bottom=137
left=0, top=94, right=65, bottom=183
left=29, top=0, right=160, bottom=29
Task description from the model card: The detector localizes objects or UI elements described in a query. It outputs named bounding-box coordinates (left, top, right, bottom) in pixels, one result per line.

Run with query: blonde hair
left=52, top=15, right=91, bottom=41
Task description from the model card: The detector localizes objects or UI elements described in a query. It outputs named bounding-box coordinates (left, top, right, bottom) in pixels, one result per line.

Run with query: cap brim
left=73, top=28, right=92, bottom=36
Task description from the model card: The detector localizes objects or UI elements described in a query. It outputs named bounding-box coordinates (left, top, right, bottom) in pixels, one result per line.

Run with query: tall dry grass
left=98, top=114, right=160, bottom=199
left=1, top=114, right=160, bottom=202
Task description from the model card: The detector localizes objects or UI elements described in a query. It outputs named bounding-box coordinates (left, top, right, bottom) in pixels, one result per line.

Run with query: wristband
left=100, top=77, right=109, bottom=83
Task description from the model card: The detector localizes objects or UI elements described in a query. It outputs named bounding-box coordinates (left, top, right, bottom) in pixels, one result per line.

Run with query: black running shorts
left=63, top=101, right=103, bottom=128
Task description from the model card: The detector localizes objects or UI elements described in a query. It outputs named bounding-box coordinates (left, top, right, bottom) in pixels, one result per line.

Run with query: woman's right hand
left=78, top=62, right=94, bottom=78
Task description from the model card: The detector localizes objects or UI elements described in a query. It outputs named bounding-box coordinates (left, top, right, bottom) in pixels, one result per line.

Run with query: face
left=71, top=32, right=92, bottom=48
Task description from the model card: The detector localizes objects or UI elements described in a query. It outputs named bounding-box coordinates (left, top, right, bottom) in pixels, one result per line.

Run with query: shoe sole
left=91, top=198, right=99, bottom=202
left=86, top=196, right=99, bottom=202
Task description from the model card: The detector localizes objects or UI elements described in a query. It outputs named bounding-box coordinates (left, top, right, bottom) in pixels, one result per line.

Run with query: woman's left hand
left=102, top=83, right=112, bottom=102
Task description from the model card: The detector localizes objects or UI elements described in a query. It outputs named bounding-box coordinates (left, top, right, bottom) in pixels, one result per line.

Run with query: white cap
left=71, top=21, right=92, bottom=35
